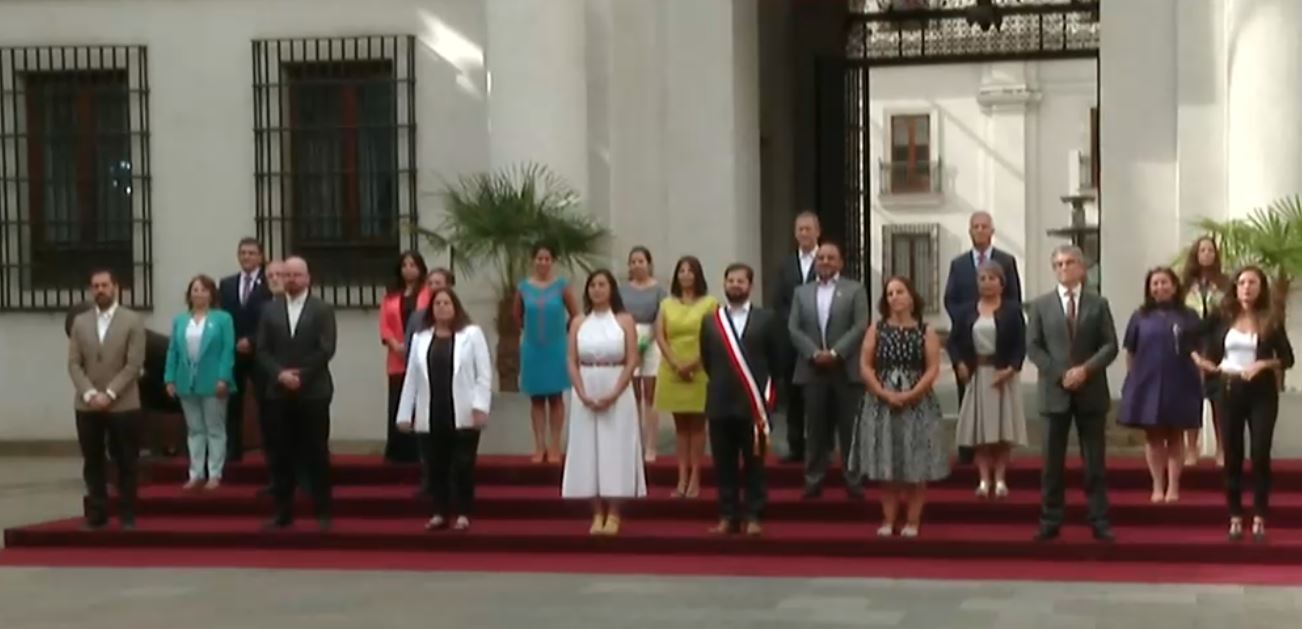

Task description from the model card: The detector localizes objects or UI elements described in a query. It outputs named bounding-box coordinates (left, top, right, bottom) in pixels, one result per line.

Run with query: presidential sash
left=713, top=306, right=776, bottom=454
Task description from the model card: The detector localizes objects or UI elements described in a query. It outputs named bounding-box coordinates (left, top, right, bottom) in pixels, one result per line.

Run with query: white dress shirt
left=797, top=248, right=816, bottom=282
left=95, top=303, right=117, bottom=343
left=726, top=301, right=751, bottom=340
left=185, top=314, right=207, bottom=362
left=1057, top=283, right=1080, bottom=317
left=815, top=275, right=838, bottom=342
left=286, top=292, right=307, bottom=337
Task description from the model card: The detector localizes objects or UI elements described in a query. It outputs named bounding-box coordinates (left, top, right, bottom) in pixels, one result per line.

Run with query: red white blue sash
left=713, top=306, right=776, bottom=440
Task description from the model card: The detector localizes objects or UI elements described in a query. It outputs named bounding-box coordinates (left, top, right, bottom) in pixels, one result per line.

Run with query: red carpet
left=7, top=455, right=1302, bottom=583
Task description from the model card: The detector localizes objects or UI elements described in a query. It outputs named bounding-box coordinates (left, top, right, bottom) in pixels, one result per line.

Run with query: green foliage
left=1188, top=195, right=1302, bottom=314
left=418, top=163, right=609, bottom=296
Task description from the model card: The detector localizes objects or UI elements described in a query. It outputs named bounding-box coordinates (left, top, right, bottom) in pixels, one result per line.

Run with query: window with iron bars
left=252, top=36, right=417, bottom=308
left=882, top=223, right=940, bottom=314
left=0, top=46, right=152, bottom=312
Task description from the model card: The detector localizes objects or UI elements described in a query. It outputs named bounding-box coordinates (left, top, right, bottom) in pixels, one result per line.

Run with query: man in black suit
left=943, top=211, right=1022, bottom=464
left=700, top=263, right=782, bottom=537
left=256, top=256, right=337, bottom=531
left=218, top=237, right=272, bottom=462
left=768, top=211, right=820, bottom=463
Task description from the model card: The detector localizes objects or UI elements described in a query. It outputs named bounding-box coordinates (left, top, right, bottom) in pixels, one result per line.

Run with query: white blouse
left=1219, top=327, right=1258, bottom=375
left=185, top=315, right=207, bottom=362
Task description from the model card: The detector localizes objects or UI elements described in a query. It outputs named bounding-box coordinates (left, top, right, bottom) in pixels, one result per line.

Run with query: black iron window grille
left=882, top=223, right=940, bottom=313
left=252, top=36, right=417, bottom=308
left=0, top=46, right=152, bottom=312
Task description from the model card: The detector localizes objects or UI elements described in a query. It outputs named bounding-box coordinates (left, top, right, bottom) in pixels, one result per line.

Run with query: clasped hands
left=578, top=391, right=618, bottom=413
left=1060, top=365, right=1088, bottom=391
left=277, top=369, right=303, bottom=391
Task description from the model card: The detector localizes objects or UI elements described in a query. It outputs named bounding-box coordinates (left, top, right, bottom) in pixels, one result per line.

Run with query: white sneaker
left=994, top=482, right=1009, bottom=498
left=876, top=524, right=894, bottom=537
left=899, top=525, right=919, bottom=538
left=975, top=481, right=990, bottom=498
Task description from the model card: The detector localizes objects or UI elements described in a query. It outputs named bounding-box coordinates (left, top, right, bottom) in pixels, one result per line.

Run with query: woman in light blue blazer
left=164, top=274, right=237, bottom=490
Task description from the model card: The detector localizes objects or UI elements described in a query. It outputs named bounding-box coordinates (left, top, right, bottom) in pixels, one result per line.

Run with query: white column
left=485, top=0, right=589, bottom=198
left=977, top=63, right=1038, bottom=298
left=661, top=0, right=762, bottom=297
left=1226, top=0, right=1302, bottom=217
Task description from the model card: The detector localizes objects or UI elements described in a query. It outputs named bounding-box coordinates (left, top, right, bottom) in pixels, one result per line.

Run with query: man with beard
left=67, top=268, right=146, bottom=530
left=699, top=263, right=782, bottom=536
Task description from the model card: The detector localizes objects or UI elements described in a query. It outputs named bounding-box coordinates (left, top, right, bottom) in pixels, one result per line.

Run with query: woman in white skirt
left=563, top=269, right=647, bottom=535
left=620, top=246, right=667, bottom=462
left=947, top=261, right=1028, bottom=498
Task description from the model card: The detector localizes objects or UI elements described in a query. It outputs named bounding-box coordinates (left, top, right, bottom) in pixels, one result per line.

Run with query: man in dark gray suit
left=1026, top=244, right=1118, bottom=543
left=256, top=256, right=338, bottom=531
left=788, top=242, right=869, bottom=499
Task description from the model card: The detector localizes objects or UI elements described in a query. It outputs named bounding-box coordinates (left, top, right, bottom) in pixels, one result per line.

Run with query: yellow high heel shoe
left=602, top=515, right=621, bottom=536
left=589, top=514, right=606, bottom=535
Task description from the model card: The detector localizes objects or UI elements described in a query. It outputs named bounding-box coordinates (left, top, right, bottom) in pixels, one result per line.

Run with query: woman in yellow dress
left=653, top=256, right=718, bottom=498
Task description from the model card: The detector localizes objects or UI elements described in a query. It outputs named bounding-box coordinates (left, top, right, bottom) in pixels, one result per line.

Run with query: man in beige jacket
left=68, top=269, right=146, bottom=530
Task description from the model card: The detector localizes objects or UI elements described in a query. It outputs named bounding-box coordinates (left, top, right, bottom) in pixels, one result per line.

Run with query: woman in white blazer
left=396, top=288, right=493, bottom=531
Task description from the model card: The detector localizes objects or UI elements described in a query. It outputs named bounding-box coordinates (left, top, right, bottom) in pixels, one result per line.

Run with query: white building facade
left=0, top=0, right=1295, bottom=444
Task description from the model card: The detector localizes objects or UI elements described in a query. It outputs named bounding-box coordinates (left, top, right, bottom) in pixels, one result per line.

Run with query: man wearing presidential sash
left=699, top=263, right=782, bottom=536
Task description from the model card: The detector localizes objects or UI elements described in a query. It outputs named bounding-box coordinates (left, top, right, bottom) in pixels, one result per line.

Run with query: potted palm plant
left=419, top=163, right=609, bottom=391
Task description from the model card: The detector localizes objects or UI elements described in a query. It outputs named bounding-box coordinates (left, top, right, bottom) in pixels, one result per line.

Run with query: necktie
left=977, top=250, right=987, bottom=266
left=1065, top=289, right=1077, bottom=340
left=240, top=274, right=252, bottom=305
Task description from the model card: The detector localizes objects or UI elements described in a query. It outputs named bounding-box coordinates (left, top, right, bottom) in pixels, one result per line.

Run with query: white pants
left=180, top=396, right=227, bottom=481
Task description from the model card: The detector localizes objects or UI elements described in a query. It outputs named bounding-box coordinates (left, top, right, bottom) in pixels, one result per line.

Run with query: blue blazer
left=946, top=301, right=1027, bottom=371
left=164, top=310, right=238, bottom=397
left=943, top=247, right=1022, bottom=323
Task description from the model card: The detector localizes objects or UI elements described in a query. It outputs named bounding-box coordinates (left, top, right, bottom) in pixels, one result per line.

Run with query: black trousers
left=954, top=372, right=974, bottom=465
left=709, top=417, right=766, bottom=523
left=1039, top=404, right=1109, bottom=530
left=225, top=354, right=255, bottom=461
left=385, top=374, right=419, bottom=463
left=802, top=373, right=860, bottom=489
left=1222, top=379, right=1279, bottom=518
left=75, top=410, right=140, bottom=524
left=265, top=397, right=332, bottom=520
left=419, top=426, right=482, bottom=517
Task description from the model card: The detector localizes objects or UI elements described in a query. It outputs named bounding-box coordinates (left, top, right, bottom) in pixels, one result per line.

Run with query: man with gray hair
left=1026, top=244, right=1118, bottom=543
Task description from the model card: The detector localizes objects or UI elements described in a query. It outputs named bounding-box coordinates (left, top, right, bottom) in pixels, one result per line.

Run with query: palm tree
left=419, top=164, right=609, bottom=391
left=1191, top=195, right=1302, bottom=318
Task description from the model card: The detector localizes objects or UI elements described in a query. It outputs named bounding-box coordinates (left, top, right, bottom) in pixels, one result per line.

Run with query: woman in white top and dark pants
left=1194, top=266, right=1294, bottom=542
left=396, top=288, right=494, bottom=531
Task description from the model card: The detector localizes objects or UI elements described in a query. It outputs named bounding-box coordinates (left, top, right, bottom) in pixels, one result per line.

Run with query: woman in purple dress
left=1118, top=267, right=1203, bottom=503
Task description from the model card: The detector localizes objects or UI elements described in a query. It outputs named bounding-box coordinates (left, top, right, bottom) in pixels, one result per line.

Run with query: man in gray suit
left=788, top=242, right=870, bottom=499
left=68, top=268, right=146, bottom=530
left=1026, top=244, right=1118, bottom=542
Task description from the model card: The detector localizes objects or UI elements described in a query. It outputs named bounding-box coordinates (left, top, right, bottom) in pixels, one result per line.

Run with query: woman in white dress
left=562, top=269, right=647, bottom=535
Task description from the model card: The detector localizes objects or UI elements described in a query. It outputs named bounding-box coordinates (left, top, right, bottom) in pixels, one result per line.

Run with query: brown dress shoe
left=708, top=519, right=737, bottom=535
left=744, top=521, right=763, bottom=536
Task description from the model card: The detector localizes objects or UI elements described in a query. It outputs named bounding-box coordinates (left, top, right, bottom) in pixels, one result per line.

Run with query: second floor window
left=888, top=113, right=932, bottom=194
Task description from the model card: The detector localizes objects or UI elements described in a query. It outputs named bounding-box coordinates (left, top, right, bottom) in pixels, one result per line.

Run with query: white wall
left=0, top=0, right=764, bottom=440
left=866, top=59, right=1096, bottom=328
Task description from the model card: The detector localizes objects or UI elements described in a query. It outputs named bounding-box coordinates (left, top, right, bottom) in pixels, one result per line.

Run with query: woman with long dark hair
left=850, top=276, right=948, bottom=538
left=396, top=288, right=493, bottom=531
left=653, top=256, right=717, bottom=498
left=1194, top=266, right=1294, bottom=541
left=515, top=243, right=579, bottom=463
left=380, top=250, right=430, bottom=463
left=1180, top=236, right=1230, bottom=466
left=562, top=269, right=646, bottom=535
left=1117, top=267, right=1203, bottom=503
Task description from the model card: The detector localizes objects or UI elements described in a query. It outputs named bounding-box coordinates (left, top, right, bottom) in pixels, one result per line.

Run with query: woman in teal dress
left=515, top=244, right=578, bottom=463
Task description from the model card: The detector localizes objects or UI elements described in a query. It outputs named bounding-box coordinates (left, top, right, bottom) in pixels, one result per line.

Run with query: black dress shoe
left=317, top=517, right=333, bottom=532
left=120, top=518, right=136, bottom=532
left=82, top=520, right=108, bottom=532
left=262, top=517, right=293, bottom=531
left=801, top=486, right=823, bottom=500
left=1092, top=527, right=1115, bottom=543
left=845, top=486, right=865, bottom=501
left=256, top=485, right=273, bottom=498
left=1033, top=527, right=1060, bottom=542
left=781, top=453, right=804, bottom=464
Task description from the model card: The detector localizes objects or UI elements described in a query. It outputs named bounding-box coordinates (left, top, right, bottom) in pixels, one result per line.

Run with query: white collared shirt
left=971, top=246, right=993, bottom=269
left=287, top=292, right=307, bottom=336
left=186, top=314, right=207, bottom=361
left=1057, top=283, right=1080, bottom=317
left=816, top=274, right=839, bottom=341
left=797, top=248, right=816, bottom=282
left=96, top=303, right=118, bottom=343
left=726, top=301, right=751, bottom=339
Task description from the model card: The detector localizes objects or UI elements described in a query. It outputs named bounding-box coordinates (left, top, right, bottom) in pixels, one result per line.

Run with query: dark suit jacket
left=219, top=269, right=273, bottom=345
left=699, top=304, right=783, bottom=421
left=1026, top=288, right=1118, bottom=415
left=256, top=294, right=338, bottom=400
left=768, top=251, right=817, bottom=320
left=1203, top=316, right=1295, bottom=395
left=943, top=248, right=1022, bottom=324
left=947, top=301, right=1027, bottom=371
